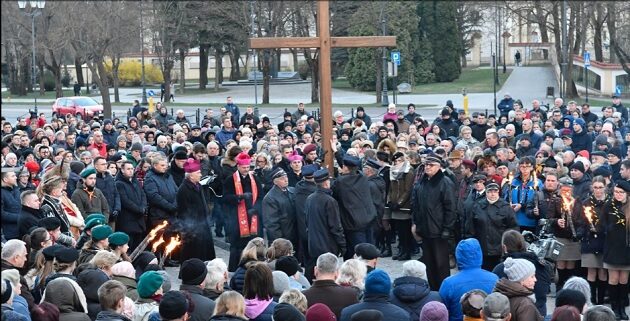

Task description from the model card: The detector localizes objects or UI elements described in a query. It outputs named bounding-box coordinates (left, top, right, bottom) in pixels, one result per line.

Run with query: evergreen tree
left=418, top=1, right=462, bottom=82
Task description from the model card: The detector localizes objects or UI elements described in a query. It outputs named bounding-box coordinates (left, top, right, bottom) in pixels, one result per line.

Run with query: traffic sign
left=391, top=51, right=401, bottom=66
left=584, top=51, right=590, bottom=67
left=148, top=90, right=155, bottom=97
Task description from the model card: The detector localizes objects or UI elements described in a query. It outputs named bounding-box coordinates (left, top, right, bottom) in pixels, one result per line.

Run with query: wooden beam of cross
left=249, top=1, right=396, bottom=173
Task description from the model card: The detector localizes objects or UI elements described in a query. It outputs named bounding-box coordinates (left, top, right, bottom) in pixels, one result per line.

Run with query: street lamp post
left=140, top=1, right=148, bottom=105
left=380, top=5, right=389, bottom=106
left=18, top=0, right=45, bottom=115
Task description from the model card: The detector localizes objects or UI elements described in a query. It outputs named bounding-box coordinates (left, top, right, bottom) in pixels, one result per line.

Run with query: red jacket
left=90, top=142, right=107, bottom=157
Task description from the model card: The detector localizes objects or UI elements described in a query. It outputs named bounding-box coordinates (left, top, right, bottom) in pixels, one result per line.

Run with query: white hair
left=1, top=240, right=26, bottom=261
left=402, top=261, right=427, bottom=281
left=336, top=259, right=367, bottom=290
left=205, top=259, right=228, bottom=290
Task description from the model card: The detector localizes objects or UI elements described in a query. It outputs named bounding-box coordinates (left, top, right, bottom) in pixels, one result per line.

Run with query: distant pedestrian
left=514, top=51, right=521, bottom=67
left=160, top=83, right=165, bottom=102
left=169, top=83, right=175, bottom=102
left=73, top=82, right=81, bottom=96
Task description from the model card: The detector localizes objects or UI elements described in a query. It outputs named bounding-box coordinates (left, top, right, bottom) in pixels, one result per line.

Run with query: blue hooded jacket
left=438, top=239, right=498, bottom=321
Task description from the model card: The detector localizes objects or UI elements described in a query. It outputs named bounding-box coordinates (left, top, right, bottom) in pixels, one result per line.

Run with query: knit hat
left=556, top=289, right=587, bottom=311
left=179, top=258, right=207, bottom=285
left=235, top=152, right=251, bottom=166
left=306, top=303, right=337, bottom=321
left=273, top=302, right=305, bottom=321
left=570, top=161, right=585, bottom=174
left=607, top=147, right=622, bottom=159
left=91, top=225, right=113, bottom=241
left=80, top=167, right=97, bottom=178
left=70, top=161, right=85, bottom=174
left=595, top=134, right=609, bottom=146
left=276, top=256, right=301, bottom=277
left=616, top=180, right=630, bottom=193
left=272, top=271, right=290, bottom=295
left=173, top=151, right=188, bottom=160
left=131, top=143, right=143, bottom=152
left=38, top=217, right=61, bottom=231
left=483, top=293, right=511, bottom=320
left=364, top=269, right=391, bottom=295
left=24, top=161, right=40, bottom=173
left=112, top=261, right=136, bottom=279
left=420, top=301, right=449, bottom=321
left=159, top=291, right=189, bottom=320
left=573, top=118, right=586, bottom=128
left=137, top=271, right=164, bottom=298
left=562, top=277, right=591, bottom=306
left=108, top=232, right=130, bottom=247
left=503, top=257, right=535, bottom=282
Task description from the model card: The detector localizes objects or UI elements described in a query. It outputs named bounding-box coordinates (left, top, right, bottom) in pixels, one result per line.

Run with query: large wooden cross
left=250, top=1, right=396, bottom=171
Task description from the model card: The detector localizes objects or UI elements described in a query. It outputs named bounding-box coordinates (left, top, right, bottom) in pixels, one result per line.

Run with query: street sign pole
left=390, top=51, right=400, bottom=105
left=584, top=51, right=590, bottom=103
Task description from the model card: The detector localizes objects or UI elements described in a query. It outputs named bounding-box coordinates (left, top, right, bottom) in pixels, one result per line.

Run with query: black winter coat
left=115, top=172, right=147, bottom=234
left=169, top=160, right=185, bottom=187
left=572, top=174, right=592, bottom=203
left=18, top=205, right=44, bottom=238
left=96, top=172, right=120, bottom=214
left=222, top=172, right=263, bottom=244
left=576, top=196, right=607, bottom=254
left=95, top=311, right=131, bottom=321
left=390, top=276, right=442, bottom=321
left=411, top=170, right=456, bottom=239
left=602, top=200, right=630, bottom=266
left=571, top=129, right=592, bottom=154
left=305, top=188, right=347, bottom=257
left=262, top=185, right=297, bottom=244
left=1, top=185, right=21, bottom=239
left=332, top=172, right=377, bottom=231
left=294, top=179, right=318, bottom=240
left=177, top=179, right=215, bottom=262
left=469, top=198, right=519, bottom=256
left=143, top=168, right=178, bottom=221
left=368, top=175, right=386, bottom=220
left=76, top=268, right=110, bottom=321
left=179, top=284, right=216, bottom=321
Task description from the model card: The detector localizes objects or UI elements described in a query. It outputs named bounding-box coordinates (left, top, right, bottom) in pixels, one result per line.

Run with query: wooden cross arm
left=249, top=36, right=396, bottom=49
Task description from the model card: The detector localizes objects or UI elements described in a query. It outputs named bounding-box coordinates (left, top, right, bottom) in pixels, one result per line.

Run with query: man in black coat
left=332, top=155, right=377, bottom=259
left=177, top=159, right=216, bottom=262
left=169, top=151, right=188, bottom=187
left=363, top=159, right=388, bottom=256
left=290, top=164, right=319, bottom=265
left=411, top=155, right=456, bottom=290
left=115, top=161, right=147, bottom=252
left=467, top=183, right=518, bottom=271
left=143, top=155, right=179, bottom=258
left=222, top=152, right=262, bottom=272
left=262, top=167, right=297, bottom=245
left=305, top=169, right=347, bottom=281
left=17, top=190, right=44, bottom=238
left=94, top=156, right=121, bottom=228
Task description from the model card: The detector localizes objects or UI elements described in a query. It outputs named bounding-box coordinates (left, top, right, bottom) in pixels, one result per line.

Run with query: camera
left=523, top=219, right=564, bottom=262
left=200, top=174, right=217, bottom=186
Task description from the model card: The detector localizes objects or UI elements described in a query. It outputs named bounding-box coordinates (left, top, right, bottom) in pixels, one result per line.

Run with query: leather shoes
left=380, top=247, right=392, bottom=258
left=163, top=259, right=179, bottom=267
left=393, top=253, right=411, bottom=261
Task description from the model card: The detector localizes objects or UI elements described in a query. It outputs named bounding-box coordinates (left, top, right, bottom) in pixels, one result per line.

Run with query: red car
left=52, top=96, right=103, bottom=120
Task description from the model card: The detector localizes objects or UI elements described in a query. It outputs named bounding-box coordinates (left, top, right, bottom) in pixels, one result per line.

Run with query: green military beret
left=137, top=271, right=164, bottom=298
left=80, top=167, right=97, bottom=178
left=91, top=225, right=113, bottom=241
left=108, top=232, right=130, bottom=246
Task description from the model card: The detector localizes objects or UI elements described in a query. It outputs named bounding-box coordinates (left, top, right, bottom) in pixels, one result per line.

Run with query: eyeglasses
left=424, top=163, right=439, bottom=167
left=592, top=186, right=605, bottom=189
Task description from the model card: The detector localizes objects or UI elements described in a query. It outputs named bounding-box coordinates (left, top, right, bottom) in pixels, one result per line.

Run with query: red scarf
left=233, top=171, right=258, bottom=238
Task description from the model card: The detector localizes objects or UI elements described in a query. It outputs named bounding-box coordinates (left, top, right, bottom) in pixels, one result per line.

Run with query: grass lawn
left=411, top=68, right=512, bottom=94
left=331, top=68, right=513, bottom=95
left=572, top=97, right=614, bottom=108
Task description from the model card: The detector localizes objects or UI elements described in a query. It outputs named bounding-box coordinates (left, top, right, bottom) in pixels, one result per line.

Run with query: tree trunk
left=461, top=51, right=468, bottom=68
left=552, top=3, right=562, bottom=70
left=572, top=2, right=582, bottom=55
left=93, top=59, right=112, bottom=119
left=7, top=45, right=19, bottom=95
left=592, top=3, right=604, bottom=62
left=38, top=63, right=45, bottom=96
left=304, top=48, right=319, bottom=103
left=216, top=50, right=224, bottom=85
left=262, top=50, right=270, bottom=104
left=534, top=2, right=550, bottom=59
left=179, top=48, right=186, bottom=94
left=51, top=64, right=63, bottom=98
left=229, top=50, right=240, bottom=81
left=112, top=56, right=121, bottom=102
left=19, top=55, right=29, bottom=96
left=75, top=57, right=84, bottom=86
left=291, top=48, right=299, bottom=72
left=199, top=44, right=209, bottom=89
left=606, top=2, right=617, bottom=64
left=375, top=51, right=382, bottom=104
left=163, top=59, right=174, bottom=101
left=565, top=3, right=578, bottom=98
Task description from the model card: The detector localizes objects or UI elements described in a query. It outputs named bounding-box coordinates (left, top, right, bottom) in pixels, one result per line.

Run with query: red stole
left=233, top=171, right=258, bottom=238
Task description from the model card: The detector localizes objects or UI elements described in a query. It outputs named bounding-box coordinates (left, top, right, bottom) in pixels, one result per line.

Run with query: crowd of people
left=1, top=93, right=629, bottom=321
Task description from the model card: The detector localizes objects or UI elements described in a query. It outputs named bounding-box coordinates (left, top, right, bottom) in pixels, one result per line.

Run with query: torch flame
left=584, top=206, right=594, bottom=224
left=561, top=195, right=575, bottom=213
left=163, top=235, right=182, bottom=258
left=506, top=172, right=514, bottom=185
left=151, top=236, right=166, bottom=252
left=148, top=220, right=168, bottom=242
left=532, top=171, right=538, bottom=190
